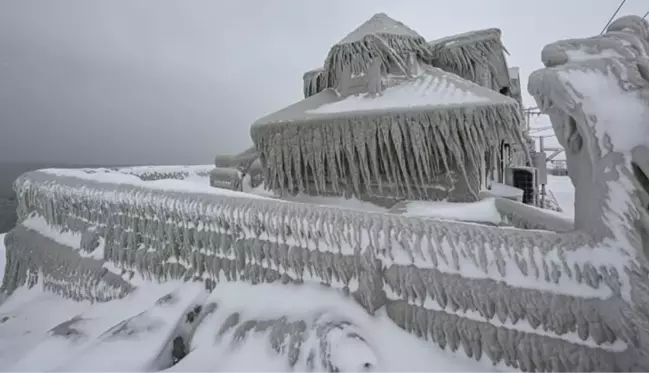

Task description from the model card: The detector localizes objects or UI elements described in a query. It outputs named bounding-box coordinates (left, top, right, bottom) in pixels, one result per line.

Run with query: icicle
left=377, top=122, right=394, bottom=188
left=283, top=127, right=296, bottom=195
left=431, top=125, right=452, bottom=184
left=324, top=126, right=339, bottom=194
left=409, top=122, right=429, bottom=192
left=365, top=126, right=382, bottom=194
left=275, top=133, right=288, bottom=196
left=398, top=119, right=419, bottom=198
left=384, top=121, right=410, bottom=196
left=303, top=129, right=318, bottom=195
left=312, top=128, right=326, bottom=194
left=332, top=124, right=346, bottom=192
left=342, top=123, right=361, bottom=197
left=352, top=123, right=372, bottom=195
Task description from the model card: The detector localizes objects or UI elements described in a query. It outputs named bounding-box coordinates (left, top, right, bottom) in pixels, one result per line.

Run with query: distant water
left=0, top=162, right=136, bottom=233
left=0, top=163, right=45, bottom=233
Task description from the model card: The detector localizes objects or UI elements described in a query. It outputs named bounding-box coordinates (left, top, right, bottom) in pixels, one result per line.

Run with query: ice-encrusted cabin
left=216, top=13, right=531, bottom=207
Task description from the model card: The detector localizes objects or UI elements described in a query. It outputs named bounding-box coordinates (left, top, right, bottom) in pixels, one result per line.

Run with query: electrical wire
left=600, top=0, right=627, bottom=34
left=643, top=10, right=648, bottom=20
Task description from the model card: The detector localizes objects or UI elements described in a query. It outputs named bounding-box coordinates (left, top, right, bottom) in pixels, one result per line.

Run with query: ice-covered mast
left=251, top=13, right=525, bottom=204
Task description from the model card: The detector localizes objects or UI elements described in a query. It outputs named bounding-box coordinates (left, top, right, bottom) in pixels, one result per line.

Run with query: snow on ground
left=0, top=278, right=496, bottom=371
left=529, top=114, right=566, bottom=161
left=547, top=175, right=575, bottom=219
left=397, top=198, right=502, bottom=224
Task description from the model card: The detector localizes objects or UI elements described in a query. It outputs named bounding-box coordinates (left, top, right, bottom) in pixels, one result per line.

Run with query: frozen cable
left=600, top=0, right=627, bottom=34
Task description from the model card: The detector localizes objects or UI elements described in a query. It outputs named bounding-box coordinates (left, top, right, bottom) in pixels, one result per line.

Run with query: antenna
left=600, top=0, right=627, bottom=34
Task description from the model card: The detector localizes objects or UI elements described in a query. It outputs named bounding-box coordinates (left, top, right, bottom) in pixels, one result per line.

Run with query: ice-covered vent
left=303, top=68, right=327, bottom=98
left=250, top=65, right=525, bottom=201
left=428, top=28, right=511, bottom=93
left=322, top=13, right=435, bottom=92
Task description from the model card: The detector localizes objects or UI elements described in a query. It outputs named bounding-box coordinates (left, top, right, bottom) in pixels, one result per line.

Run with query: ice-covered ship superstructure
left=2, top=13, right=649, bottom=373
left=214, top=13, right=532, bottom=207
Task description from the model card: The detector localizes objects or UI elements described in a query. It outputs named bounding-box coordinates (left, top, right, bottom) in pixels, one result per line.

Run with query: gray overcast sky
left=0, top=0, right=647, bottom=165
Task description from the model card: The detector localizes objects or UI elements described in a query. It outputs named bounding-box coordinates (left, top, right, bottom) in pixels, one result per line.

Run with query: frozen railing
left=2, top=167, right=644, bottom=371
left=113, top=165, right=213, bottom=181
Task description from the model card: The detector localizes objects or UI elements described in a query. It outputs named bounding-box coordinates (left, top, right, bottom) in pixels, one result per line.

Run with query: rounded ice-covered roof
left=254, top=66, right=519, bottom=127
left=335, top=13, right=424, bottom=45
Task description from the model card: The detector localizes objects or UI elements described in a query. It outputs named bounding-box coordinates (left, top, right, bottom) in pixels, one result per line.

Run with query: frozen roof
left=427, top=28, right=510, bottom=90
left=302, top=67, right=324, bottom=80
left=509, top=66, right=520, bottom=78
left=336, top=13, right=423, bottom=45
left=253, top=66, right=519, bottom=126
left=428, top=28, right=504, bottom=51
left=309, top=73, right=491, bottom=114
left=323, top=13, right=435, bottom=94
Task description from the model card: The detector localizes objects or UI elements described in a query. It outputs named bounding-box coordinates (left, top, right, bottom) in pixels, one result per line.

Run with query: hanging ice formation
left=428, top=28, right=512, bottom=94
left=252, top=13, right=525, bottom=204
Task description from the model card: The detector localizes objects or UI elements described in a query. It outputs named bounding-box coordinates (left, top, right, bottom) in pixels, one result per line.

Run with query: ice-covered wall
left=3, top=168, right=647, bottom=371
